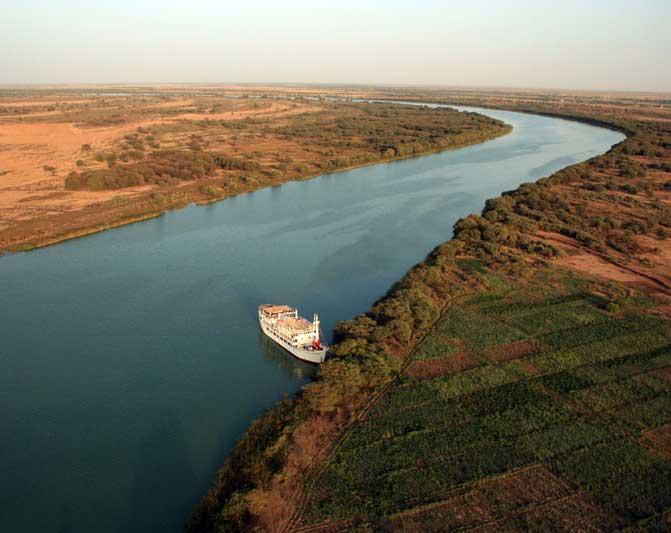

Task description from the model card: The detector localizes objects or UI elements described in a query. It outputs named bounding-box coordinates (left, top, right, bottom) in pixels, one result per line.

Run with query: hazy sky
left=3, top=0, right=670, bottom=91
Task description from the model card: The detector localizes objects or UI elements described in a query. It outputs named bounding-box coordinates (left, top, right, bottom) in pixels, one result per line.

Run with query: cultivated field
left=296, top=266, right=671, bottom=529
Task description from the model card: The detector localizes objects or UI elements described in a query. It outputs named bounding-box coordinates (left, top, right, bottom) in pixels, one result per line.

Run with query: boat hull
left=259, top=315, right=327, bottom=364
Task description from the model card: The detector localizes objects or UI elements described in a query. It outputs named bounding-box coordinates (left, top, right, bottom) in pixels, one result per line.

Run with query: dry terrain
left=0, top=88, right=509, bottom=252
left=0, top=95, right=317, bottom=235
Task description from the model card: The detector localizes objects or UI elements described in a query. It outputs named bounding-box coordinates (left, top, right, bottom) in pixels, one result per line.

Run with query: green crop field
left=296, top=267, right=671, bottom=529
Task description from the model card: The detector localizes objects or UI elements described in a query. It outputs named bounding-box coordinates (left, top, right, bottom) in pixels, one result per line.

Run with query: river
left=0, top=106, right=624, bottom=532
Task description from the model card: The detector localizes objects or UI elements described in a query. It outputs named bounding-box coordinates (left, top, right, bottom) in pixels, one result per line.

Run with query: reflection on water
left=259, top=333, right=319, bottom=380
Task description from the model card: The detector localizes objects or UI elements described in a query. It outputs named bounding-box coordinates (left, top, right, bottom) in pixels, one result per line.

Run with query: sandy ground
left=637, top=235, right=671, bottom=284
left=537, top=230, right=671, bottom=296
left=0, top=122, right=125, bottom=227
left=0, top=99, right=318, bottom=230
left=554, top=252, right=645, bottom=284
left=0, top=98, right=96, bottom=107
left=165, top=102, right=313, bottom=122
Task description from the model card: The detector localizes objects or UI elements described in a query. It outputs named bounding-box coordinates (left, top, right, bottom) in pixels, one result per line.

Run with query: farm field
left=295, top=265, right=671, bottom=530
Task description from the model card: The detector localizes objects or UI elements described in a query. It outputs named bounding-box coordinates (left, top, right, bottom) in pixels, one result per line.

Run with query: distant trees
left=273, top=103, right=509, bottom=164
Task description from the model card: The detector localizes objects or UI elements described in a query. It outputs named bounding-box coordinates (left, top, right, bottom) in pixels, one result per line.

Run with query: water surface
left=0, top=107, right=624, bottom=532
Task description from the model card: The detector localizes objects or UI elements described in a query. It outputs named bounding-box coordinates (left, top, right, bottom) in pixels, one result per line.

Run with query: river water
left=0, top=106, right=623, bottom=532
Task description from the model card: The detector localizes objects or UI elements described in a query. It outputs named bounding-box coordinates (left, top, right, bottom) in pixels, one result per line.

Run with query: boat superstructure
left=258, top=304, right=327, bottom=364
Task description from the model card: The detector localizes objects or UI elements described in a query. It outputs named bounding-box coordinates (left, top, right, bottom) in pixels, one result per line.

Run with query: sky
left=2, top=0, right=670, bottom=92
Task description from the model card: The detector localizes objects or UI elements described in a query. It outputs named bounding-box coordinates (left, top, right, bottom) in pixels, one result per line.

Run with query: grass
left=411, top=334, right=458, bottom=361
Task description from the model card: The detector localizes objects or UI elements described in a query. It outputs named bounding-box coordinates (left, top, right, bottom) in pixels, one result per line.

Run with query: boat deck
left=261, top=304, right=295, bottom=316
left=278, top=317, right=313, bottom=333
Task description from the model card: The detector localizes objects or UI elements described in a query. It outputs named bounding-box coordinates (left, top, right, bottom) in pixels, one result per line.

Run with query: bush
left=65, top=151, right=261, bottom=190
left=200, top=184, right=224, bottom=198
left=620, top=183, right=639, bottom=195
left=606, top=302, right=622, bottom=313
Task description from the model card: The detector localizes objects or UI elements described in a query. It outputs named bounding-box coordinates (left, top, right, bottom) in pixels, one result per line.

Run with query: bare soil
left=405, top=352, right=479, bottom=380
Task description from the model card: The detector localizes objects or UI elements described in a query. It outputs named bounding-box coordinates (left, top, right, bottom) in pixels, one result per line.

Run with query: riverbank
left=0, top=97, right=510, bottom=254
left=188, top=92, right=671, bottom=531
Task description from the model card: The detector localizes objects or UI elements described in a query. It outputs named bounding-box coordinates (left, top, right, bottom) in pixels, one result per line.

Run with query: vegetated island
left=0, top=91, right=510, bottom=253
left=187, top=88, right=671, bottom=532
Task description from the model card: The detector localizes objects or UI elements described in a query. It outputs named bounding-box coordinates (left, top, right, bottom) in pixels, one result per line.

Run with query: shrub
left=606, top=302, right=622, bottom=314
left=620, top=183, right=639, bottom=195
left=200, top=184, right=224, bottom=198
left=65, top=151, right=261, bottom=190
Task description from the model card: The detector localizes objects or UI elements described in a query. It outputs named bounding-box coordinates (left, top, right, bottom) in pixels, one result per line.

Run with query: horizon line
left=1, top=81, right=670, bottom=97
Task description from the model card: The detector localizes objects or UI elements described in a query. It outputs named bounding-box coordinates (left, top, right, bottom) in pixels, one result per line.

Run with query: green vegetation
left=299, top=270, right=671, bottom=528
left=442, top=148, right=671, bottom=280
left=191, top=259, right=671, bottom=531
left=273, top=103, right=509, bottom=165
left=199, top=184, right=224, bottom=199
left=64, top=151, right=260, bottom=190
left=189, top=399, right=299, bottom=531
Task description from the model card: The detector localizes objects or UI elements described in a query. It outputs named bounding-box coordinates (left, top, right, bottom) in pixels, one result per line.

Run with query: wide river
left=0, top=106, right=623, bottom=532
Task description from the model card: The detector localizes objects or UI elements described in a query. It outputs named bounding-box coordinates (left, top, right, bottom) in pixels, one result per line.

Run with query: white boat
left=258, top=304, right=328, bottom=364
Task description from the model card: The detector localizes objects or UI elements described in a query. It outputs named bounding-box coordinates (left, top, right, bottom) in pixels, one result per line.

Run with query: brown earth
left=405, top=352, right=479, bottom=380
left=641, top=423, right=671, bottom=459
left=389, top=465, right=617, bottom=531
left=0, top=99, right=315, bottom=232
left=536, top=230, right=671, bottom=297
left=482, top=339, right=540, bottom=362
